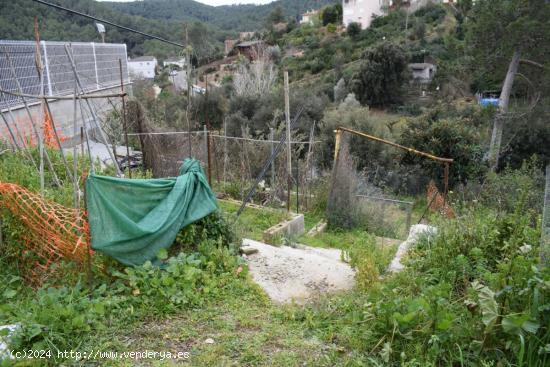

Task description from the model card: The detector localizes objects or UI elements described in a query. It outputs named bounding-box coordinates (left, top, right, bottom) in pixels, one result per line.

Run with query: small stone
left=241, top=247, right=259, bottom=255
left=204, top=338, right=215, bottom=344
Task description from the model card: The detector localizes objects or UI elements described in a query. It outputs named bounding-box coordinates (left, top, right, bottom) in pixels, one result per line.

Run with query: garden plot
left=242, top=239, right=355, bottom=304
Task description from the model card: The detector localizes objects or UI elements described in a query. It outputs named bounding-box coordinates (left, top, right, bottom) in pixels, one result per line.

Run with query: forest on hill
left=0, top=0, right=336, bottom=61
left=105, top=0, right=336, bottom=31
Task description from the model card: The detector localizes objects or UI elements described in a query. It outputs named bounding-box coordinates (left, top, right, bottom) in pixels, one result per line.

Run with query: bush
left=346, top=22, right=362, bottom=39
left=351, top=42, right=408, bottom=107
left=295, top=190, right=550, bottom=365
left=399, top=116, right=485, bottom=186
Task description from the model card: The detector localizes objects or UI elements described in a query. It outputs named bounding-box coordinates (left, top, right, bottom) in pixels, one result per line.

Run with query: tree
left=466, top=0, right=550, bottom=169
left=347, top=22, right=362, bottom=39
left=233, top=50, right=277, bottom=98
left=267, top=6, right=285, bottom=24
left=334, top=78, right=347, bottom=103
left=351, top=42, right=408, bottom=107
left=321, top=4, right=343, bottom=26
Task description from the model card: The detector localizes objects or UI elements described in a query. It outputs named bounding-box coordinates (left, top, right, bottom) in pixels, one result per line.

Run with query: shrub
left=399, top=116, right=485, bottom=186
left=346, top=22, right=362, bottom=39
left=351, top=42, right=408, bottom=107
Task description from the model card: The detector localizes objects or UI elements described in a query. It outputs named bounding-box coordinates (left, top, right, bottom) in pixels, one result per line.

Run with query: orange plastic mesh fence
left=0, top=183, right=89, bottom=285
left=427, top=180, right=455, bottom=219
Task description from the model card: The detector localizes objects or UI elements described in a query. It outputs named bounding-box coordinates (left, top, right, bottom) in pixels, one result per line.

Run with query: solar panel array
left=0, top=40, right=129, bottom=111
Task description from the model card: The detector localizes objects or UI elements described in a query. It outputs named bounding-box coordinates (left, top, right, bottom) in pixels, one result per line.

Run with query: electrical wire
left=31, top=0, right=185, bottom=49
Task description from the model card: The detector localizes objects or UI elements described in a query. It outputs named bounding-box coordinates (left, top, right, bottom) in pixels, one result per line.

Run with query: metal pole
left=269, top=127, right=275, bottom=187
left=223, top=118, right=227, bottom=188
left=204, top=124, right=212, bottom=185
left=304, top=121, right=316, bottom=210
left=2, top=105, right=38, bottom=170
left=541, top=165, right=550, bottom=268
left=119, top=59, right=131, bottom=178
left=73, top=82, right=79, bottom=208
left=185, top=25, right=192, bottom=158
left=34, top=17, right=46, bottom=195
left=64, top=44, right=122, bottom=177
left=296, top=158, right=299, bottom=212
left=77, top=98, right=95, bottom=174
left=80, top=126, right=93, bottom=295
left=337, top=126, right=453, bottom=164
left=284, top=71, right=292, bottom=212
left=0, top=110, right=19, bottom=151
left=327, top=128, right=342, bottom=218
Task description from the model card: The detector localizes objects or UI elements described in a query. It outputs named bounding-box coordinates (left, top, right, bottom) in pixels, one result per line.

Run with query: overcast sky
left=97, top=0, right=274, bottom=5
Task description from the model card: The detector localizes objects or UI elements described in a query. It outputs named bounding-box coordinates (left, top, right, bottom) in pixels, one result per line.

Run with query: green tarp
left=86, top=159, right=218, bottom=266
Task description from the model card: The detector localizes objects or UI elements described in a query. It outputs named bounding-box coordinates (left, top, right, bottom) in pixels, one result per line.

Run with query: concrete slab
left=243, top=238, right=355, bottom=304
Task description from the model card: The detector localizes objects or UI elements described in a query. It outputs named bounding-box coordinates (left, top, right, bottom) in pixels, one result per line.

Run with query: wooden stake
left=284, top=71, right=291, bottom=212
left=119, top=59, right=131, bottom=178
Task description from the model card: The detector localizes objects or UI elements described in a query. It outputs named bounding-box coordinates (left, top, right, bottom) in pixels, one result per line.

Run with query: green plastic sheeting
left=86, top=159, right=218, bottom=266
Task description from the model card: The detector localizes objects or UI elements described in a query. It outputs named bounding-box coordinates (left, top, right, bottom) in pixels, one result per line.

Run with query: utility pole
left=284, top=71, right=292, bottom=212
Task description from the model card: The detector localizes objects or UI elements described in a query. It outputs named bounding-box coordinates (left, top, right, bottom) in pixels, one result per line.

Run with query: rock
left=241, top=246, right=259, bottom=255
left=388, top=224, right=437, bottom=273
left=204, top=338, right=215, bottom=344
left=0, top=324, right=19, bottom=360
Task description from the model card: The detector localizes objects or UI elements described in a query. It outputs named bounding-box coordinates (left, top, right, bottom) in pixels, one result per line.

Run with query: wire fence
left=128, top=129, right=324, bottom=209
left=0, top=40, right=128, bottom=110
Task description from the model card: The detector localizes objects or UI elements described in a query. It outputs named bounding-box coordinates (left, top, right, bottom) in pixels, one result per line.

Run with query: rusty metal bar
left=337, top=126, right=453, bottom=163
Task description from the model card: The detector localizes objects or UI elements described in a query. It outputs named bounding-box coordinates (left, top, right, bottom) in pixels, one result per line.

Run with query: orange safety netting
left=427, top=180, right=455, bottom=219
left=0, top=183, right=90, bottom=284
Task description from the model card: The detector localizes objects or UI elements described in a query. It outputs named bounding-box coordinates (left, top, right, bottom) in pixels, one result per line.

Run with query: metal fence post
left=541, top=165, right=550, bottom=268
left=92, top=42, right=99, bottom=90
left=270, top=127, right=275, bottom=186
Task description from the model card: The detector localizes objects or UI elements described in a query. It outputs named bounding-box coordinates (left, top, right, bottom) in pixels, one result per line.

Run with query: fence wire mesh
left=0, top=40, right=128, bottom=108
left=129, top=129, right=322, bottom=209
left=327, top=129, right=451, bottom=239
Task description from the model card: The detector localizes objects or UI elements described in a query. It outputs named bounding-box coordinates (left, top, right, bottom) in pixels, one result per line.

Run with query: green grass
left=111, top=282, right=333, bottom=366
left=219, top=200, right=290, bottom=241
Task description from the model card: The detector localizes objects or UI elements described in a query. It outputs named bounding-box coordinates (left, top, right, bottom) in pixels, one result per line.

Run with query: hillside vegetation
left=106, top=0, right=336, bottom=31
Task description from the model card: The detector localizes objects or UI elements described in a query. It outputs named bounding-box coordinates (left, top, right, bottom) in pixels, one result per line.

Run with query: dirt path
left=242, top=239, right=355, bottom=304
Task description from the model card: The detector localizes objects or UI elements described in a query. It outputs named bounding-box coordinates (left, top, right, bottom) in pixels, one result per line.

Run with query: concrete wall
left=343, top=0, right=385, bottom=29
left=0, top=86, right=123, bottom=148
left=128, top=59, right=157, bottom=79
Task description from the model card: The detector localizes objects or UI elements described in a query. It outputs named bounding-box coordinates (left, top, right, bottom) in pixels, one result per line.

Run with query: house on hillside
left=163, top=57, right=186, bottom=69
left=225, top=39, right=237, bottom=55
left=236, top=40, right=265, bottom=61
left=343, top=0, right=386, bottom=29
left=409, top=62, right=436, bottom=83
left=128, top=56, right=157, bottom=79
left=300, top=9, right=319, bottom=25
left=239, top=32, right=255, bottom=41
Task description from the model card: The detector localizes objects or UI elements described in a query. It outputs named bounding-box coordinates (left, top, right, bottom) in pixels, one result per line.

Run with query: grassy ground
left=113, top=284, right=331, bottom=367
left=218, top=200, right=289, bottom=242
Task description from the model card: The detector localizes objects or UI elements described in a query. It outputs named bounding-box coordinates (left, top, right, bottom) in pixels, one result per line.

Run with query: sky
left=97, top=0, right=274, bottom=5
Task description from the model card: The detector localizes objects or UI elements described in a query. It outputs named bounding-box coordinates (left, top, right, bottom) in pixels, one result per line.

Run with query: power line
left=31, top=0, right=185, bottom=49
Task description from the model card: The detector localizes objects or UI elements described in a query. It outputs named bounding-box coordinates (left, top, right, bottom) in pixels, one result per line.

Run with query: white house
left=128, top=56, right=157, bottom=79
left=409, top=62, right=437, bottom=83
left=163, top=56, right=186, bottom=69
left=300, top=9, right=319, bottom=25
left=343, top=0, right=388, bottom=29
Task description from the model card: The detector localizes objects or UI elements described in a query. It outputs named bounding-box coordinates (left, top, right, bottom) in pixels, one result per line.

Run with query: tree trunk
left=488, top=49, right=521, bottom=171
